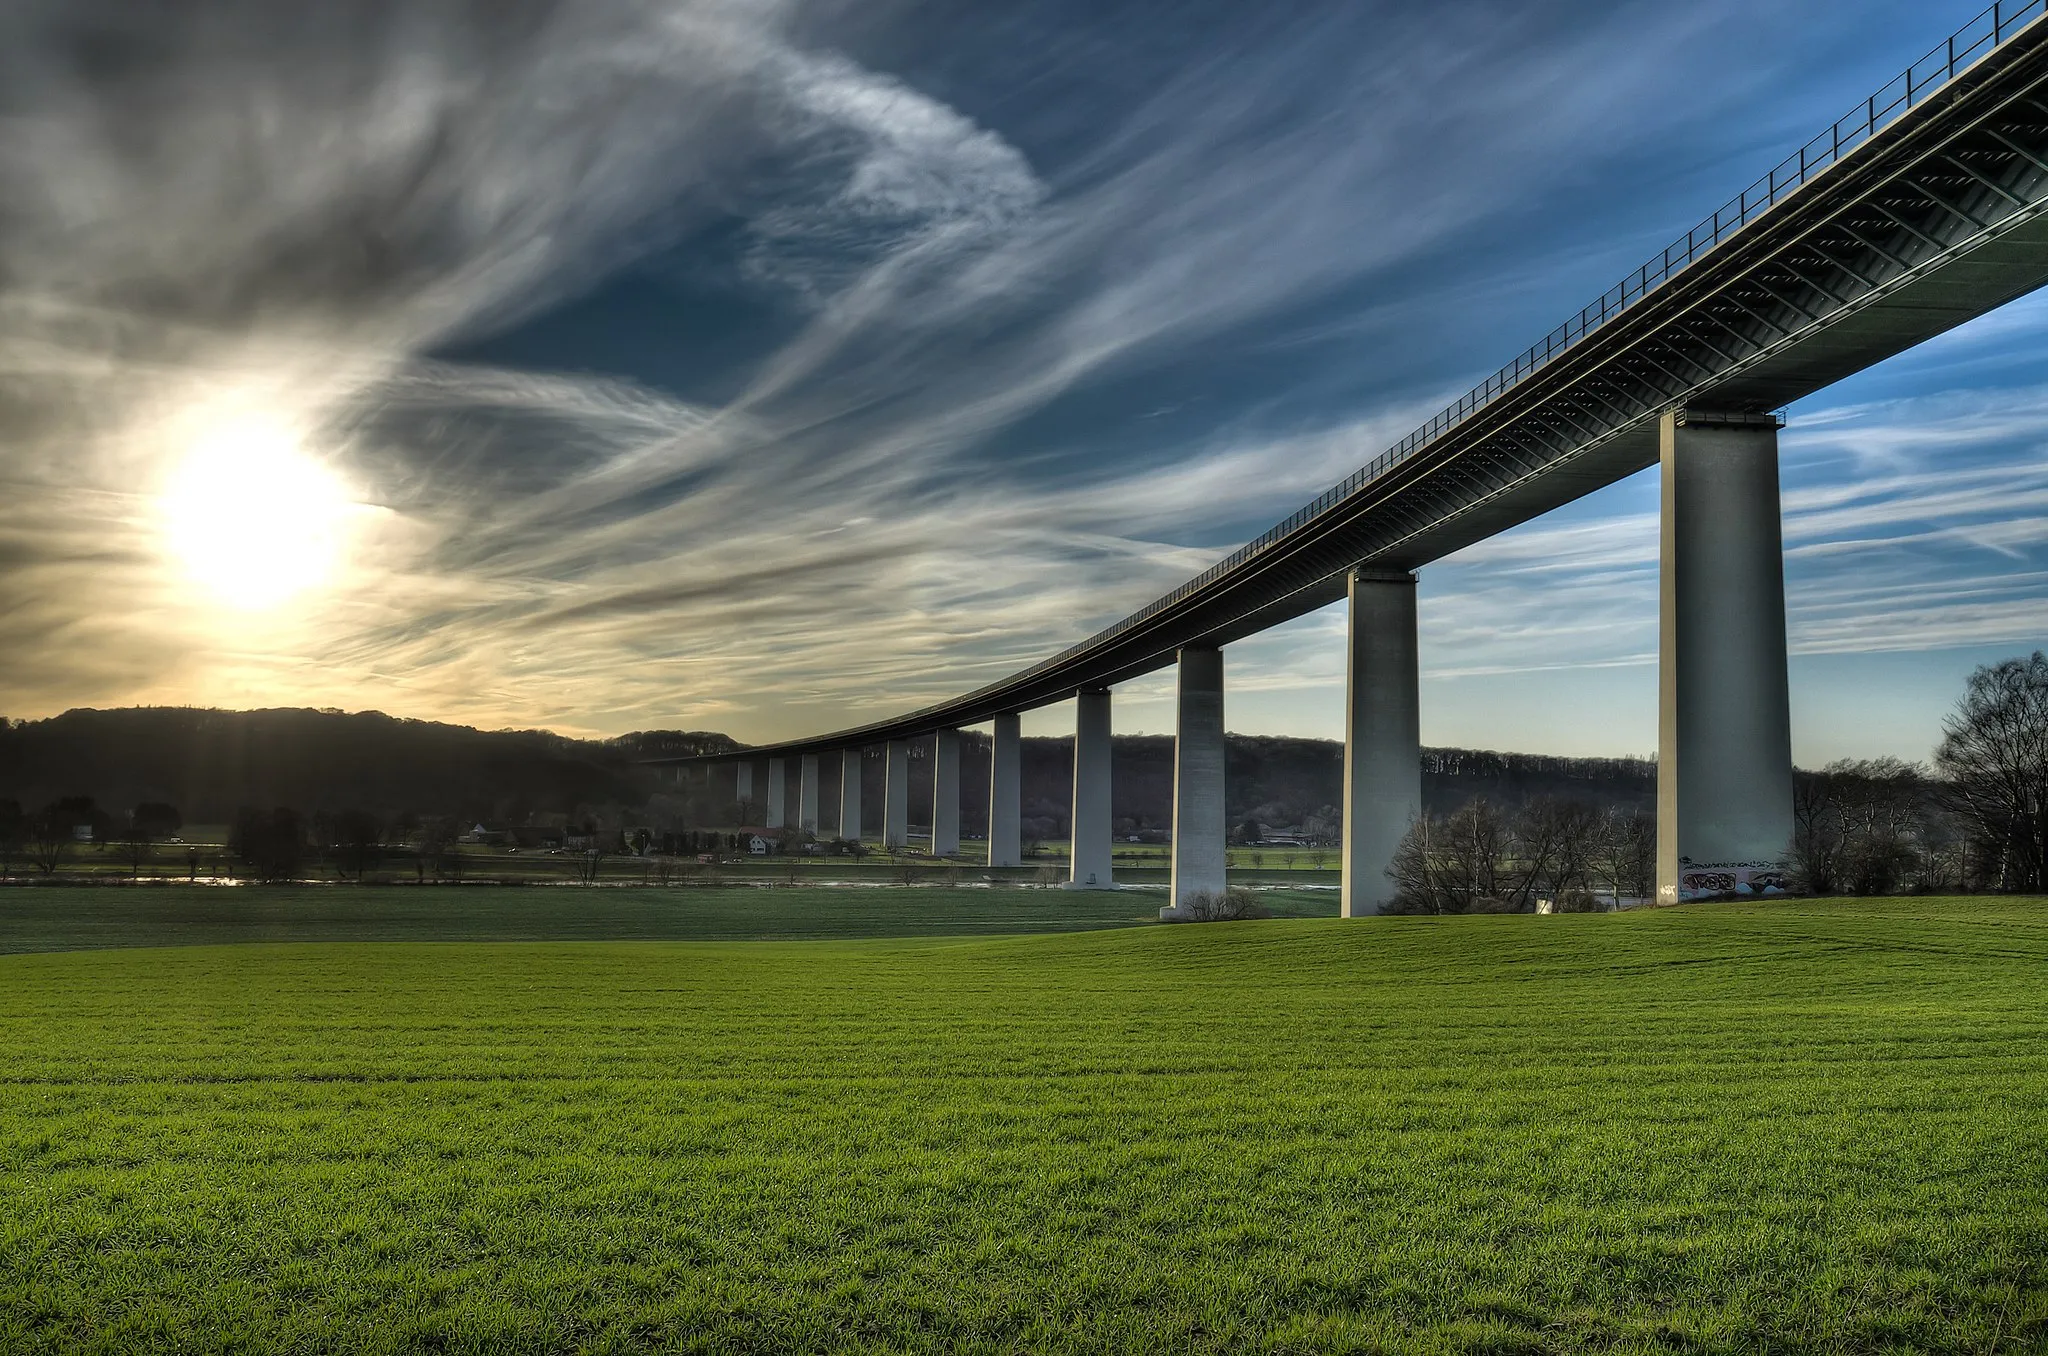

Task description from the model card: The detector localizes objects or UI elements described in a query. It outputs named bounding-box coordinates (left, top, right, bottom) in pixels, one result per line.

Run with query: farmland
left=1, top=894, right=2043, bottom=1352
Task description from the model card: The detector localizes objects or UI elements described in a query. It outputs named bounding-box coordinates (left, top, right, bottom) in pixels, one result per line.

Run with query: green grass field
left=0, top=884, right=1335, bottom=953
left=2, top=894, right=2043, bottom=1353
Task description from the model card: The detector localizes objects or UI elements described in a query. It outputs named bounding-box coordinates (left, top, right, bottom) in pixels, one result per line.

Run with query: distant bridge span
left=654, top=4, right=2048, bottom=913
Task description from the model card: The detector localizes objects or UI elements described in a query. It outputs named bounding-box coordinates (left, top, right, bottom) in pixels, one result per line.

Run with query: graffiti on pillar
left=1677, top=858, right=1786, bottom=900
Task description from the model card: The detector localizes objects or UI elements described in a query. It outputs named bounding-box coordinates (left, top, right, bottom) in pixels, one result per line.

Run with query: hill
left=0, top=706, right=1652, bottom=835
left=0, top=707, right=731, bottom=826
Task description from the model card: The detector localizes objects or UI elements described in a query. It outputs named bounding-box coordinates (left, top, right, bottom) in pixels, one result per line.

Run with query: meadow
left=0, top=893, right=2043, bottom=1353
left=0, top=882, right=1240, bottom=952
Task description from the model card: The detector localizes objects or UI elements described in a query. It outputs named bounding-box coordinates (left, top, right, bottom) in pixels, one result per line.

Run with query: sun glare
left=160, top=416, right=357, bottom=610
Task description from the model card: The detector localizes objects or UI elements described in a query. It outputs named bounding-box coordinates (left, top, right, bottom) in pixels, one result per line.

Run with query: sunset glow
left=160, top=417, right=356, bottom=610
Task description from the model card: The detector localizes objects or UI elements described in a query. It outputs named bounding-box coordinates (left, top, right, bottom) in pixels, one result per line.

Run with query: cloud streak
left=0, top=0, right=2037, bottom=760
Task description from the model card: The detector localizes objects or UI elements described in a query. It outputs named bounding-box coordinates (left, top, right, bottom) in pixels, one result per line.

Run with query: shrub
left=1173, top=888, right=1271, bottom=922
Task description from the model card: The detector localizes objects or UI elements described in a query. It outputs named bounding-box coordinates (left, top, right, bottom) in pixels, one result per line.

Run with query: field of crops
left=2, top=894, right=2043, bottom=1352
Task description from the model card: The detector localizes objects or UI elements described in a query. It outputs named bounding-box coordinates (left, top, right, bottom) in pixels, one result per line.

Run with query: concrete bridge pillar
left=1069, top=687, right=1115, bottom=889
left=988, top=712, right=1022, bottom=868
left=765, top=757, right=787, bottom=829
left=883, top=738, right=911, bottom=849
left=1341, top=570, right=1421, bottom=917
left=931, top=728, right=961, bottom=857
left=1166, top=646, right=1227, bottom=920
left=736, top=760, right=754, bottom=814
left=1658, top=410, right=1793, bottom=903
left=840, top=748, right=864, bottom=843
left=798, top=753, right=820, bottom=836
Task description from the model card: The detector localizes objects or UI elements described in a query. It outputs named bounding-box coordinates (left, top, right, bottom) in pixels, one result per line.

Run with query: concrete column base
left=987, top=713, right=1022, bottom=868
left=931, top=728, right=961, bottom=857
left=1658, top=409, right=1794, bottom=903
left=798, top=753, right=820, bottom=836
left=839, top=748, right=864, bottom=844
left=1341, top=570, right=1421, bottom=917
left=883, top=739, right=910, bottom=850
left=1169, top=646, right=1227, bottom=914
left=1069, top=688, right=1114, bottom=889
left=765, top=757, right=787, bottom=830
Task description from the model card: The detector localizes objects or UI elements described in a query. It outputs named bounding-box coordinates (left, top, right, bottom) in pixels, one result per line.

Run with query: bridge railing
left=993, top=0, right=2048, bottom=695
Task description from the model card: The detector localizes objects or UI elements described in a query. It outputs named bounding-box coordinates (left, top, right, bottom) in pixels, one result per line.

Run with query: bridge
left=653, top=2, right=2048, bottom=915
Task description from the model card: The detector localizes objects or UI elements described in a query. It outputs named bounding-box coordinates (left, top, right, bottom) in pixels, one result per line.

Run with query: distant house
left=564, top=830, right=596, bottom=851
left=748, top=835, right=771, bottom=856
left=70, top=824, right=94, bottom=843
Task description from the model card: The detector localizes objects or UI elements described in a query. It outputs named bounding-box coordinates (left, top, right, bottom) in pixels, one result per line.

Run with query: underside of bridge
left=655, top=4, right=2048, bottom=915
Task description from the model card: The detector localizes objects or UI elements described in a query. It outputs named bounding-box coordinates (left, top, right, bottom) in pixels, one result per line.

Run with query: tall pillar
left=1068, top=688, right=1115, bottom=889
left=1658, top=410, right=1793, bottom=903
left=839, top=748, right=864, bottom=843
left=1166, top=646, right=1227, bottom=919
left=736, top=760, right=755, bottom=817
left=987, top=713, right=1022, bottom=868
left=1341, top=570, right=1421, bottom=917
left=883, top=739, right=910, bottom=849
left=931, top=729, right=961, bottom=856
left=798, top=753, right=820, bottom=835
left=765, top=757, right=786, bottom=829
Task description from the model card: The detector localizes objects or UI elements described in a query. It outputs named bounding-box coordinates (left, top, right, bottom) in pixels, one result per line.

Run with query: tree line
left=1383, top=651, right=2048, bottom=911
left=5, top=653, right=2041, bottom=896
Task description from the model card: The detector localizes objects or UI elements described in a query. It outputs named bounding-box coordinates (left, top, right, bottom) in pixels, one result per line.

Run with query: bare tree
left=1936, top=652, right=2048, bottom=892
left=334, top=809, right=382, bottom=881
left=1525, top=798, right=1603, bottom=906
left=121, top=823, right=153, bottom=879
left=1444, top=798, right=1508, bottom=909
left=1387, top=813, right=1445, bottom=914
left=1388, top=799, right=1513, bottom=913
left=0, top=799, right=26, bottom=880
left=1835, top=759, right=1924, bottom=895
left=27, top=806, right=71, bottom=875
left=1791, top=769, right=1847, bottom=895
left=1597, top=809, right=1655, bottom=907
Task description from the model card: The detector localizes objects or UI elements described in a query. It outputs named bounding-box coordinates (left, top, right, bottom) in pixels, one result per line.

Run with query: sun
left=160, top=415, right=358, bottom=610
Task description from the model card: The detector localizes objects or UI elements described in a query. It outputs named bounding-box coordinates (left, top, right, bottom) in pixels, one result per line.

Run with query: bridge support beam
left=1341, top=570, right=1421, bottom=918
left=931, top=729, right=961, bottom=857
left=840, top=748, right=864, bottom=843
left=1068, top=688, right=1115, bottom=889
left=1165, top=646, right=1227, bottom=920
left=798, top=754, right=820, bottom=836
left=765, top=757, right=787, bottom=829
left=883, top=739, right=911, bottom=849
left=736, top=761, right=754, bottom=813
left=988, top=713, right=1022, bottom=868
left=1658, top=410, right=1794, bottom=903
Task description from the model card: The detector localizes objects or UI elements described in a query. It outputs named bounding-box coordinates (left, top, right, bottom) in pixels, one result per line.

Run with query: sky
left=0, top=0, right=2043, bottom=764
